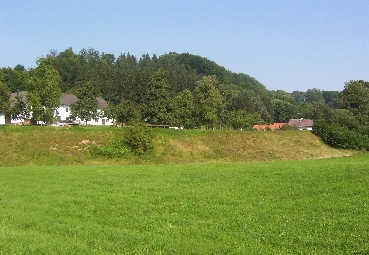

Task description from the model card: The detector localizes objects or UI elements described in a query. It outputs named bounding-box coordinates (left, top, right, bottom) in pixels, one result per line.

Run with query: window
left=66, top=107, right=69, bottom=112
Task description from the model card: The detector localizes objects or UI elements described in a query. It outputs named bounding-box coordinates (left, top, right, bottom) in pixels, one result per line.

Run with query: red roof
left=253, top=122, right=288, bottom=131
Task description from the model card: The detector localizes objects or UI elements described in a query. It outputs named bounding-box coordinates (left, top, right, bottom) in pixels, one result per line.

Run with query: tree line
left=312, top=80, right=369, bottom=150
left=0, top=47, right=346, bottom=130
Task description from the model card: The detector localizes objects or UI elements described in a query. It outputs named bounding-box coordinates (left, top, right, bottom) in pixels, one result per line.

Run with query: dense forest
left=1, top=47, right=343, bottom=130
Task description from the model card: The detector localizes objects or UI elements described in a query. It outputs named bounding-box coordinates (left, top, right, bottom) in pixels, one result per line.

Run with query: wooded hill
left=1, top=47, right=340, bottom=129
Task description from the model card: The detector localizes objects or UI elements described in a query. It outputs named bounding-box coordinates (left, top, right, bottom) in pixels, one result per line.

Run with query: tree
left=172, top=89, right=196, bottom=129
left=292, top=91, right=305, bottom=104
left=311, top=99, right=333, bottom=121
left=0, top=82, right=10, bottom=114
left=0, top=66, right=27, bottom=92
left=228, top=110, right=262, bottom=130
left=25, top=57, right=62, bottom=124
left=271, top=90, right=296, bottom=104
left=53, top=47, right=81, bottom=92
left=111, top=99, right=141, bottom=126
left=312, top=81, right=369, bottom=151
left=338, top=80, right=369, bottom=126
left=297, top=102, right=314, bottom=119
left=193, top=75, right=225, bottom=129
left=271, top=99, right=294, bottom=122
left=10, top=92, right=29, bottom=121
left=70, top=81, right=98, bottom=125
left=305, top=88, right=323, bottom=103
left=144, top=69, right=173, bottom=125
left=322, top=91, right=340, bottom=108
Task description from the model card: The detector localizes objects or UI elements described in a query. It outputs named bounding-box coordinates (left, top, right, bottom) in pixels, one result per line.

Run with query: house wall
left=80, top=109, right=114, bottom=126
left=0, top=113, right=5, bottom=125
left=57, top=105, right=71, bottom=121
left=9, top=116, right=29, bottom=125
left=56, top=106, right=114, bottom=126
left=298, top=126, right=313, bottom=131
left=2, top=106, right=113, bottom=126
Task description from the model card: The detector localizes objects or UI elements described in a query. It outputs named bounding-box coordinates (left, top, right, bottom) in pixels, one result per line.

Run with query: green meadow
left=1, top=154, right=368, bottom=254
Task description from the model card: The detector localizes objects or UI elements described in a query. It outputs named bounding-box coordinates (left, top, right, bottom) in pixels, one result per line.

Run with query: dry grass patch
left=0, top=126, right=355, bottom=166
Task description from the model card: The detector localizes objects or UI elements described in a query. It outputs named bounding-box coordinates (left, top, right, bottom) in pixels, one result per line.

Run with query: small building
left=253, top=119, right=314, bottom=131
left=288, top=118, right=314, bottom=130
left=253, top=122, right=288, bottom=131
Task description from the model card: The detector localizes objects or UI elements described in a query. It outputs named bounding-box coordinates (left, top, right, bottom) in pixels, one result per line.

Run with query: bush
left=280, top=124, right=298, bottom=131
left=312, top=120, right=369, bottom=150
left=122, top=124, right=153, bottom=155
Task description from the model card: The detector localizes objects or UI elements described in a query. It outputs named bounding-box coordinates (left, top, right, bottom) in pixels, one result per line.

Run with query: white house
left=0, top=113, right=5, bottom=125
left=1, top=92, right=113, bottom=126
left=56, top=93, right=114, bottom=126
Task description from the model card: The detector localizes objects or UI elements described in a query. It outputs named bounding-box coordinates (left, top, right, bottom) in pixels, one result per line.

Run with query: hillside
left=0, top=126, right=353, bottom=166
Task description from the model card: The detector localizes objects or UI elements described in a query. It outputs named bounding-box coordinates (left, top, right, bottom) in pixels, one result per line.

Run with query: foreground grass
left=1, top=154, right=368, bottom=254
left=0, top=125, right=352, bottom=166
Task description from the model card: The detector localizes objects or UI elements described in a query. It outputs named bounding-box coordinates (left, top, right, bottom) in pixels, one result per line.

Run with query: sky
left=1, top=0, right=368, bottom=92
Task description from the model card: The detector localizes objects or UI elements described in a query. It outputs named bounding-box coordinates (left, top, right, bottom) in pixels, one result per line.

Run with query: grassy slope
left=0, top=126, right=353, bottom=166
left=1, top=155, right=368, bottom=254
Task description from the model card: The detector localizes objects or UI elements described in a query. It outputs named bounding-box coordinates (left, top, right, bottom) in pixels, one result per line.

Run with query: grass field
left=1, top=154, right=368, bottom=254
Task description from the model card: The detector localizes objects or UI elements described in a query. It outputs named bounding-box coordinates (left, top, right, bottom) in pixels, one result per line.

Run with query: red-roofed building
left=253, top=122, right=288, bottom=131
left=253, top=118, right=314, bottom=131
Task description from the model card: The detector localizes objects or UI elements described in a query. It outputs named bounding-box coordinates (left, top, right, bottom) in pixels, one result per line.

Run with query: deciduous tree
left=228, top=110, right=262, bottom=130
left=25, top=57, right=62, bottom=124
left=193, top=75, right=225, bottom=129
left=111, top=99, right=141, bottom=126
left=172, top=89, right=196, bottom=128
left=70, top=81, right=98, bottom=125
left=0, top=82, right=10, bottom=114
left=338, top=80, right=369, bottom=125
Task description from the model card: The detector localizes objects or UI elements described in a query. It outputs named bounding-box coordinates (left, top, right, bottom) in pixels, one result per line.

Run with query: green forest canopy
left=0, top=47, right=343, bottom=128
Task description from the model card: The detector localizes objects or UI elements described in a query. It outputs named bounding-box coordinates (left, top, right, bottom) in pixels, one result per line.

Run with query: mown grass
left=1, top=154, right=368, bottom=254
left=0, top=125, right=352, bottom=166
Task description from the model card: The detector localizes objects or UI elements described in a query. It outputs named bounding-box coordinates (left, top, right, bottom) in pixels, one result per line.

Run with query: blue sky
left=1, top=0, right=368, bottom=92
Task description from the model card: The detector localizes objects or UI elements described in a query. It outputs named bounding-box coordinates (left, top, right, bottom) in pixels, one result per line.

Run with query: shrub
left=312, top=120, right=369, bottom=150
left=122, top=124, right=153, bottom=155
left=280, top=124, right=298, bottom=131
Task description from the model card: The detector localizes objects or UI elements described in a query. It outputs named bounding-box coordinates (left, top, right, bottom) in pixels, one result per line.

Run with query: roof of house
left=289, top=118, right=313, bottom=127
left=10, top=91, right=27, bottom=107
left=10, top=91, right=27, bottom=101
left=10, top=91, right=108, bottom=109
left=60, top=93, right=108, bottom=108
left=60, top=93, right=78, bottom=106
left=253, top=122, right=288, bottom=131
left=96, top=96, right=108, bottom=109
